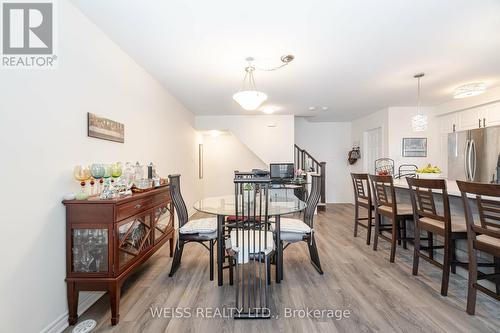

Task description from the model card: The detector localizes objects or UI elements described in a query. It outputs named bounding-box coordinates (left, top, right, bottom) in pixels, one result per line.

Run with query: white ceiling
left=71, top=0, right=500, bottom=121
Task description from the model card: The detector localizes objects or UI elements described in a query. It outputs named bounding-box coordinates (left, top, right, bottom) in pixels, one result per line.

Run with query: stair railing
left=294, top=144, right=326, bottom=211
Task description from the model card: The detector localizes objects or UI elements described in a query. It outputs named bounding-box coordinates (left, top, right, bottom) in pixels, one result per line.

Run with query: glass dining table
left=194, top=190, right=307, bottom=286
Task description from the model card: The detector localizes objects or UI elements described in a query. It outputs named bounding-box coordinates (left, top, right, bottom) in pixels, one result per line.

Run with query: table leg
left=275, top=215, right=282, bottom=283
left=217, top=214, right=224, bottom=286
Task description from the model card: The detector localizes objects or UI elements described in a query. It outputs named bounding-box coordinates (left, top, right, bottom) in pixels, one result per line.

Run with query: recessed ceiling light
left=321, top=106, right=328, bottom=111
left=453, top=82, right=486, bottom=99
left=308, top=106, right=316, bottom=111
left=208, top=130, right=223, bottom=137
left=262, top=106, right=275, bottom=114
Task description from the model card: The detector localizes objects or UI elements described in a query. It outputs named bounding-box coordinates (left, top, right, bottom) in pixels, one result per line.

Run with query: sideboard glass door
left=117, top=215, right=152, bottom=271
left=153, top=204, right=173, bottom=243
left=71, top=228, right=109, bottom=273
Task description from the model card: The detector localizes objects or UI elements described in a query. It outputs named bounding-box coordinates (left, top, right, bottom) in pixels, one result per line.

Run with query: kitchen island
left=390, top=177, right=496, bottom=286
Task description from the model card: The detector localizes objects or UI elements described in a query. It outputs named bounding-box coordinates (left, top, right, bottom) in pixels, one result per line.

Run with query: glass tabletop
left=194, top=189, right=306, bottom=216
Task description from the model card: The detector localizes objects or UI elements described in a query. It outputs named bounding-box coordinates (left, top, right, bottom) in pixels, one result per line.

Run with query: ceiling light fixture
left=411, top=73, right=428, bottom=132
left=233, top=55, right=294, bottom=111
left=453, top=82, right=486, bottom=99
left=262, top=106, right=275, bottom=114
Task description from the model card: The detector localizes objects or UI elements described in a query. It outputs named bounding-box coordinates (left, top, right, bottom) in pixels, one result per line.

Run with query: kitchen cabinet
left=439, top=112, right=458, bottom=134
left=483, top=102, right=500, bottom=127
left=457, top=106, right=487, bottom=131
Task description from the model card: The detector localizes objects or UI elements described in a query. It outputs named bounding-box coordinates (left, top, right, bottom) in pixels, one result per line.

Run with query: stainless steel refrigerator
left=448, top=125, right=500, bottom=183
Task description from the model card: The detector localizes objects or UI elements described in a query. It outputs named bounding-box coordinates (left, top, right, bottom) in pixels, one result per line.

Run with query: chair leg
left=209, top=239, right=214, bottom=281
left=451, top=239, right=457, bottom=274
left=495, top=257, right=500, bottom=295
left=266, top=256, right=271, bottom=285
left=169, top=240, right=184, bottom=277
left=397, top=220, right=402, bottom=246
left=428, top=231, right=434, bottom=260
left=390, top=217, right=397, bottom=263
left=308, top=235, right=324, bottom=274
left=373, top=213, right=380, bottom=251
left=366, top=208, right=373, bottom=245
left=467, top=247, right=478, bottom=315
left=402, top=219, right=407, bottom=250
left=413, top=224, right=421, bottom=276
left=441, top=236, right=451, bottom=296
left=354, top=204, right=359, bottom=238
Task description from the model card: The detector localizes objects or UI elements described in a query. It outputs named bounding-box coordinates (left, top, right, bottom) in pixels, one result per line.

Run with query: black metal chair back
left=168, top=174, right=189, bottom=228
left=231, top=177, right=272, bottom=318
left=303, top=175, right=321, bottom=228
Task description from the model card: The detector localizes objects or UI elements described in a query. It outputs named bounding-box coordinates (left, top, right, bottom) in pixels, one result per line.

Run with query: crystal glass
left=111, top=162, right=122, bottom=180
left=90, top=163, right=105, bottom=195
left=73, top=165, right=91, bottom=199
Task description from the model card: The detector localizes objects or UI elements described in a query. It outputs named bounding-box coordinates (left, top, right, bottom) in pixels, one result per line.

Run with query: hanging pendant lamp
left=233, top=62, right=267, bottom=111
left=411, top=73, right=428, bottom=132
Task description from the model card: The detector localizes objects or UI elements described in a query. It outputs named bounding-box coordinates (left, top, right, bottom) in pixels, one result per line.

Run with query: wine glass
left=102, top=164, right=112, bottom=186
left=90, top=163, right=105, bottom=195
left=111, top=162, right=122, bottom=181
left=74, top=165, right=91, bottom=200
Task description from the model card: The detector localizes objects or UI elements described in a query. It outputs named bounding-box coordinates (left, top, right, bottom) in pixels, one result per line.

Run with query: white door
left=484, top=102, right=500, bottom=127
left=363, top=127, right=383, bottom=173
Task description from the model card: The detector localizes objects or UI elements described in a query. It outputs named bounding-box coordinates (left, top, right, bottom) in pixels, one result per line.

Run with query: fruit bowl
left=416, top=172, right=443, bottom=179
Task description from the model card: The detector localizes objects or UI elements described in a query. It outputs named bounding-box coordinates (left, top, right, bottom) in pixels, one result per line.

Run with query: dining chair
left=351, top=173, right=374, bottom=245
left=457, top=181, right=500, bottom=315
left=271, top=174, right=323, bottom=274
left=225, top=177, right=274, bottom=318
left=168, top=174, right=218, bottom=280
left=369, top=174, right=414, bottom=262
left=407, top=178, right=468, bottom=296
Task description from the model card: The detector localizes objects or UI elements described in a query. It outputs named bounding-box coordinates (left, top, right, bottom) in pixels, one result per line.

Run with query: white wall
left=295, top=118, right=352, bottom=203
left=350, top=108, right=389, bottom=173
left=195, top=115, right=294, bottom=165
left=201, top=133, right=267, bottom=197
left=387, top=107, right=441, bottom=171
left=0, top=1, right=200, bottom=332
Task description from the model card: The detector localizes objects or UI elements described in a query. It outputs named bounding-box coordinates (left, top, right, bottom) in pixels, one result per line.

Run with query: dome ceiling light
left=453, top=82, right=486, bottom=99
left=233, top=55, right=294, bottom=111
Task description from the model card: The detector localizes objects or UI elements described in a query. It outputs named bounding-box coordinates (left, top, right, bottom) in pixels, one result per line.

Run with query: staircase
left=294, top=144, right=327, bottom=211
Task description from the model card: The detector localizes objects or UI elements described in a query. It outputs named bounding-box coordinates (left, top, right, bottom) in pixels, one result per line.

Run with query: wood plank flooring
left=64, top=204, right=500, bottom=333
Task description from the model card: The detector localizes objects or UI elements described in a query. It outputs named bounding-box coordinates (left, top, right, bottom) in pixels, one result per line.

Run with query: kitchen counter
left=393, top=178, right=500, bottom=201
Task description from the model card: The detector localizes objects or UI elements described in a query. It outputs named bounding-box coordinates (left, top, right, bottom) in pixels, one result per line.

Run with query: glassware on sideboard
left=73, top=165, right=91, bottom=200
left=90, top=163, right=105, bottom=195
left=71, top=229, right=108, bottom=273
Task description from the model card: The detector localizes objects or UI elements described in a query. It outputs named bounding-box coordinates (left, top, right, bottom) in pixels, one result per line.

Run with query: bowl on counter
left=416, top=173, right=444, bottom=179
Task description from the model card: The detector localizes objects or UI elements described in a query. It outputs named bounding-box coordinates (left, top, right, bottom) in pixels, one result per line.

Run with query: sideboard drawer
left=116, top=198, right=153, bottom=221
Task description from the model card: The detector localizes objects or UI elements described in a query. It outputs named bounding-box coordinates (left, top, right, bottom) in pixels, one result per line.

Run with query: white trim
left=40, top=292, right=105, bottom=333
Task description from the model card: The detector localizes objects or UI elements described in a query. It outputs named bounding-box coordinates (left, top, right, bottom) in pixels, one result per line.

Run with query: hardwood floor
left=65, top=204, right=500, bottom=333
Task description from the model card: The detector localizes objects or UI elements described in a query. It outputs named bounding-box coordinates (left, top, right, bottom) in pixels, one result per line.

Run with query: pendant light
left=411, top=73, right=428, bottom=132
left=233, top=58, right=267, bottom=111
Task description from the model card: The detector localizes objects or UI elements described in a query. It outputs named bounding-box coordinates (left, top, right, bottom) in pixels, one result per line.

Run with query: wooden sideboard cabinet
left=63, top=186, right=174, bottom=326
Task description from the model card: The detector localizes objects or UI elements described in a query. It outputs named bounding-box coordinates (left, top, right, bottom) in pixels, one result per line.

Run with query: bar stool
left=351, top=173, right=375, bottom=245
left=407, top=178, right=468, bottom=296
left=457, top=181, right=500, bottom=315
left=369, top=174, right=413, bottom=262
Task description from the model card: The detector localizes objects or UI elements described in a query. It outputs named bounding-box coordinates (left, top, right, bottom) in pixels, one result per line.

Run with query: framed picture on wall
left=87, top=113, right=125, bottom=143
left=402, top=138, right=427, bottom=157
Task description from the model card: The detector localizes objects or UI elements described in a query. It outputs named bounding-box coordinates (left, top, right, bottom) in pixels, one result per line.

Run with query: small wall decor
left=198, top=144, right=203, bottom=179
left=348, top=145, right=361, bottom=165
left=87, top=113, right=124, bottom=143
left=402, top=137, right=427, bottom=157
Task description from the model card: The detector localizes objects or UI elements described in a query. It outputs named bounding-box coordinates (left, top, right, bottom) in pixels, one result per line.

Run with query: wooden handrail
left=294, top=144, right=327, bottom=211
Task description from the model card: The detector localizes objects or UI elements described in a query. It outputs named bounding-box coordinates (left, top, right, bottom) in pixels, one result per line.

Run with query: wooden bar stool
left=351, top=173, right=375, bottom=245
left=457, top=181, right=500, bottom=315
left=369, top=174, right=413, bottom=262
left=407, top=178, right=468, bottom=296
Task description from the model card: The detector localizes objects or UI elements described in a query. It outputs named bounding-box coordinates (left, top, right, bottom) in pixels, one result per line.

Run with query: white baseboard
left=40, top=292, right=105, bottom=333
